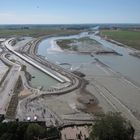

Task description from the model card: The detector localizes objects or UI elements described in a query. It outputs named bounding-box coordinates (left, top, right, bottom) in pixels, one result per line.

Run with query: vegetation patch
left=90, top=112, right=135, bottom=140
left=101, top=29, right=140, bottom=50
left=57, top=39, right=74, bottom=49
left=56, top=37, right=102, bottom=51
left=0, top=29, right=80, bottom=38
left=0, top=122, right=60, bottom=140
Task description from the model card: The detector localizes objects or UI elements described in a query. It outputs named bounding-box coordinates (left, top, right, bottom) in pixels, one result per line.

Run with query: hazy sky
left=0, top=0, right=140, bottom=24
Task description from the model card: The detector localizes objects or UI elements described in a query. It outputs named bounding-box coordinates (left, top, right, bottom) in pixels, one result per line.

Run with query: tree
left=15, top=123, right=28, bottom=140
left=0, top=122, right=60, bottom=140
left=90, top=112, right=135, bottom=140
left=0, top=133, right=13, bottom=140
left=24, top=123, right=45, bottom=140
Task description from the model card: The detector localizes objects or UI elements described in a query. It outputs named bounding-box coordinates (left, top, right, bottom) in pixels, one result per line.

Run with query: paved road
left=0, top=53, right=21, bottom=114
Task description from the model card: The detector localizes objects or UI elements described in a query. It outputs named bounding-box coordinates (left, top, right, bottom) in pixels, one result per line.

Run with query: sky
left=0, top=0, right=140, bottom=24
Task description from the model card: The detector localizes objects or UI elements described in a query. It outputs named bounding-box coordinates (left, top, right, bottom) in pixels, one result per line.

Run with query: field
left=0, top=28, right=80, bottom=38
left=101, top=30, right=140, bottom=50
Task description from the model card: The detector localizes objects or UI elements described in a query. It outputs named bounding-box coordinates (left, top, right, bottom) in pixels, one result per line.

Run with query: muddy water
left=37, top=33, right=140, bottom=87
left=37, top=35, right=94, bottom=70
left=91, top=35, right=140, bottom=87
left=26, top=64, right=58, bottom=90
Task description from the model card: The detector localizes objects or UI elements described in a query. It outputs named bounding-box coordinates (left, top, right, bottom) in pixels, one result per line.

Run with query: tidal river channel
left=34, top=32, right=140, bottom=135
left=37, top=32, right=140, bottom=87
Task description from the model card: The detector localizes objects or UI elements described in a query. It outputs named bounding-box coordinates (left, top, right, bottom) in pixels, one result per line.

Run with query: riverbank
left=56, top=36, right=121, bottom=56
left=100, top=29, right=140, bottom=50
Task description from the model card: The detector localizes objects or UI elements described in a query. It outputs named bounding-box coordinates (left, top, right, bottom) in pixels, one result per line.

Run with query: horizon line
left=0, top=23, right=140, bottom=25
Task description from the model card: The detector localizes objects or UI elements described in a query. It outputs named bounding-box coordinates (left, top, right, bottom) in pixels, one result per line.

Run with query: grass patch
left=56, top=39, right=74, bottom=49
left=0, top=122, right=60, bottom=140
left=101, top=30, right=140, bottom=50
left=78, top=37, right=100, bottom=45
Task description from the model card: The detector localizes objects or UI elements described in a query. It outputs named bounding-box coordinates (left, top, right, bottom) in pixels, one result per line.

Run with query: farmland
left=0, top=28, right=80, bottom=38
left=101, top=30, right=140, bottom=50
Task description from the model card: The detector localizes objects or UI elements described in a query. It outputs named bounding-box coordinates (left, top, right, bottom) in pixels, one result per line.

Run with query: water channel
left=37, top=32, right=140, bottom=87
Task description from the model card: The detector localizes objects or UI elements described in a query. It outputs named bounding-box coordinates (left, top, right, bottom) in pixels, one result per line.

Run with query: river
left=37, top=32, right=140, bottom=87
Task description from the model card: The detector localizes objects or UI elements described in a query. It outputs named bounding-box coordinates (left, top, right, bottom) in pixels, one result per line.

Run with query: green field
left=0, top=28, right=80, bottom=38
left=101, top=30, right=140, bottom=50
